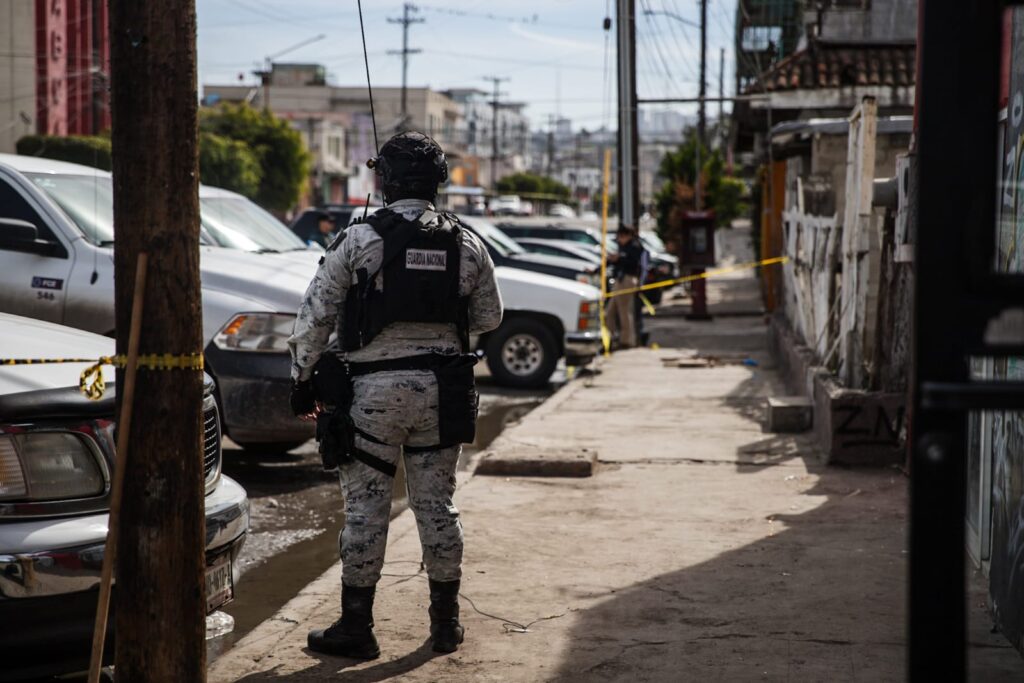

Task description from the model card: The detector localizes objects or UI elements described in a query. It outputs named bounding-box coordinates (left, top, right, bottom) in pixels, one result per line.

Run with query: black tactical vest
left=341, top=209, right=468, bottom=352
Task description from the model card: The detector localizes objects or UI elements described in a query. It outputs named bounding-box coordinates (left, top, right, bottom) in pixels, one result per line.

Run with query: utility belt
left=311, top=352, right=479, bottom=477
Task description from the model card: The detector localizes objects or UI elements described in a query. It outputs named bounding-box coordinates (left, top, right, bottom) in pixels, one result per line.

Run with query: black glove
left=290, top=379, right=316, bottom=416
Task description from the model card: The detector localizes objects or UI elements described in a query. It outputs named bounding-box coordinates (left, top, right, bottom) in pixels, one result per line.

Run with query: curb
left=472, top=373, right=598, bottom=478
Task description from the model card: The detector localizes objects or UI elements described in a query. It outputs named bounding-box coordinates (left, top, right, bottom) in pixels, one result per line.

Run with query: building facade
left=0, top=0, right=111, bottom=153
left=204, top=64, right=469, bottom=204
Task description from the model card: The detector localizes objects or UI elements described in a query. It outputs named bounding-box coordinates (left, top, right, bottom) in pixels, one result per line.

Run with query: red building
left=35, top=0, right=110, bottom=136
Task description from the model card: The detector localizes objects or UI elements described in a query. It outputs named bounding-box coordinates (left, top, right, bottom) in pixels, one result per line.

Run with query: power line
left=415, top=4, right=595, bottom=32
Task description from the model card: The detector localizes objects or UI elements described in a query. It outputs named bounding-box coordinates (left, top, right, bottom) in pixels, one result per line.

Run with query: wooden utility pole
left=108, top=1, right=206, bottom=681
left=484, top=75, right=509, bottom=190
left=388, top=2, right=423, bottom=130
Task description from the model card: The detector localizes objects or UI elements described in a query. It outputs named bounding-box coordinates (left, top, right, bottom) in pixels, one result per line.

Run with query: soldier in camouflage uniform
left=288, top=131, right=502, bottom=659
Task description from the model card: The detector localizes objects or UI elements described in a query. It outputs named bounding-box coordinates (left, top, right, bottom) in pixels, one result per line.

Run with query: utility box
left=678, top=210, right=716, bottom=268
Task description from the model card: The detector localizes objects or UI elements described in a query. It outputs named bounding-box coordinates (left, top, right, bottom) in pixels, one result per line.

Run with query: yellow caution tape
left=639, top=293, right=657, bottom=316
left=1, top=354, right=204, bottom=401
left=604, top=256, right=789, bottom=299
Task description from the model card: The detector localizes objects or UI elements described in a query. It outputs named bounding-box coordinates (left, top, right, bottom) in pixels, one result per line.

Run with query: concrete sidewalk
left=209, top=230, right=1023, bottom=682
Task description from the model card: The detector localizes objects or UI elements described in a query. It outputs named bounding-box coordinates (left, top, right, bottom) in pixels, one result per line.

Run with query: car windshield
left=560, top=229, right=599, bottom=245
left=465, top=218, right=526, bottom=257
left=27, top=173, right=115, bottom=244
left=201, top=196, right=307, bottom=252
left=27, top=173, right=307, bottom=253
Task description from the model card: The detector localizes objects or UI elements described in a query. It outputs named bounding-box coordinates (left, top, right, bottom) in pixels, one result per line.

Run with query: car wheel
left=234, top=440, right=308, bottom=455
left=485, top=319, right=559, bottom=389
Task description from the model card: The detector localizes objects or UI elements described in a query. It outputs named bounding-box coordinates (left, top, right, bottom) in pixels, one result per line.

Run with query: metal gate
left=913, top=1, right=1024, bottom=679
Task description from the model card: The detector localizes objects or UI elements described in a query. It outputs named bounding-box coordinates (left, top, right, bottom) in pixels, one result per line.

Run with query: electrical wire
left=380, top=563, right=572, bottom=634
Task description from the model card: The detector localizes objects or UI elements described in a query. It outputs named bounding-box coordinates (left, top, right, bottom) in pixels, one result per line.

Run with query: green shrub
left=16, top=135, right=112, bottom=171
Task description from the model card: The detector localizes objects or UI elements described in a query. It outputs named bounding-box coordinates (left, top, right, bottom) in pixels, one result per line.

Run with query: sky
left=196, top=0, right=738, bottom=134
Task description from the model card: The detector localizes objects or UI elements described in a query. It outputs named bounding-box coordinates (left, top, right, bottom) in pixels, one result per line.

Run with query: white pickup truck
left=0, top=155, right=601, bottom=453
left=205, top=188, right=603, bottom=388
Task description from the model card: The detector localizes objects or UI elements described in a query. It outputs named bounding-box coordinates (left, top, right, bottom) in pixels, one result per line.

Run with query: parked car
left=287, top=203, right=381, bottom=247
left=514, top=237, right=603, bottom=266
left=0, top=313, right=249, bottom=679
left=459, top=215, right=601, bottom=289
left=201, top=186, right=316, bottom=254
left=499, top=220, right=678, bottom=304
left=496, top=219, right=604, bottom=245
left=548, top=203, right=576, bottom=218
left=0, top=154, right=317, bottom=452
left=220, top=203, right=603, bottom=388
left=488, top=195, right=532, bottom=216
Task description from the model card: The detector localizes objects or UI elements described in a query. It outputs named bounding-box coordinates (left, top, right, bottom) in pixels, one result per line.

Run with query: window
left=0, top=178, right=61, bottom=244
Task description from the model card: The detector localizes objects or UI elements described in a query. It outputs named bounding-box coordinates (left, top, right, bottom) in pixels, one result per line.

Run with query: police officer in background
left=606, top=225, right=646, bottom=348
left=288, top=131, right=503, bottom=659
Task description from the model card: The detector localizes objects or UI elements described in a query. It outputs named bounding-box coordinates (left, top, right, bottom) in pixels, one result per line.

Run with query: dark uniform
left=288, top=132, right=502, bottom=659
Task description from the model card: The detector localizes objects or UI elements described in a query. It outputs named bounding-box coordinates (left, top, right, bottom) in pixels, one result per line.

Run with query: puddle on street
left=207, top=385, right=546, bottom=660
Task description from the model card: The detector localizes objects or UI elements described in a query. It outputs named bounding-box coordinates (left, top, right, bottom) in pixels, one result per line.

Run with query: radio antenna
left=357, top=0, right=379, bottom=155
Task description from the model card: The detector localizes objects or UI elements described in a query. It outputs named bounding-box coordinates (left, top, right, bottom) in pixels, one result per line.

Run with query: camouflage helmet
left=368, top=131, right=448, bottom=199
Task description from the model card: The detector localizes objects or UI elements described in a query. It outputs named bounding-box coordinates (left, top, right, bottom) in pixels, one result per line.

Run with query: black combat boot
left=307, top=584, right=381, bottom=659
left=428, top=579, right=465, bottom=653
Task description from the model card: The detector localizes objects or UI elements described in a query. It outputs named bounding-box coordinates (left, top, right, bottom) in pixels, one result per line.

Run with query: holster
left=435, top=354, right=480, bottom=447
left=312, top=353, right=355, bottom=473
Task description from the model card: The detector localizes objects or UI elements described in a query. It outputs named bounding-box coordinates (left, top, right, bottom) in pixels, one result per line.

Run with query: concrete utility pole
left=108, top=1, right=206, bottom=680
left=484, top=75, right=508, bottom=190
left=718, top=46, right=725, bottom=148
left=546, top=114, right=556, bottom=177
left=616, top=0, right=639, bottom=227
left=698, top=0, right=708, bottom=147
left=693, top=0, right=708, bottom=211
left=388, top=3, right=423, bottom=130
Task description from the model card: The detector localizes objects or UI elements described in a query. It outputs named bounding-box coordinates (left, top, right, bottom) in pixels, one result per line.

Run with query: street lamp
left=256, top=34, right=327, bottom=111
left=642, top=8, right=699, bottom=29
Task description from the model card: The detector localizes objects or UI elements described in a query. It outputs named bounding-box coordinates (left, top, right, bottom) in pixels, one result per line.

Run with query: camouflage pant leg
left=403, top=445, right=463, bottom=582
left=338, top=370, right=463, bottom=586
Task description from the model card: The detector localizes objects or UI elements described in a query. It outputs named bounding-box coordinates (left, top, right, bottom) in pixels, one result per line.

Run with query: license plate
left=205, top=554, right=234, bottom=613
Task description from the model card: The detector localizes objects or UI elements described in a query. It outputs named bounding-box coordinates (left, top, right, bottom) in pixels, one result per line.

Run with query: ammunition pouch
left=435, top=354, right=480, bottom=446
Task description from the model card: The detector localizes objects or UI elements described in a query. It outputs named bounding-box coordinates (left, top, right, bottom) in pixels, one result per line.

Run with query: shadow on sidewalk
left=548, top=371, right=1022, bottom=681
left=233, top=639, right=445, bottom=682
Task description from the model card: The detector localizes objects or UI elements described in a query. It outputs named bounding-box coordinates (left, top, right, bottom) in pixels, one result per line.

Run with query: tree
left=199, top=103, right=311, bottom=211
left=109, top=1, right=206, bottom=680
left=654, top=127, right=749, bottom=240
left=496, top=172, right=571, bottom=199
left=198, top=132, right=261, bottom=198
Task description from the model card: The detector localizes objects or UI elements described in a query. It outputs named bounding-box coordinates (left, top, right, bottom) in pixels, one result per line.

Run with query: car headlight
left=0, top=432, right=106, bottom=501
left=213, top=313, right=295, bottom=352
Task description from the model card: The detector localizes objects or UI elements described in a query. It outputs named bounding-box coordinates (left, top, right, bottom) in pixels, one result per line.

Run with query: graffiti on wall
left=988, top=9, right=1024, bottom=653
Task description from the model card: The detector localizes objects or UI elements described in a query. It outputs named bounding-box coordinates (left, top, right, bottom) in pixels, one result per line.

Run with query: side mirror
left=0, top=217, right=64, bottom=257
left=0, top=217, right=38, bottom=243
